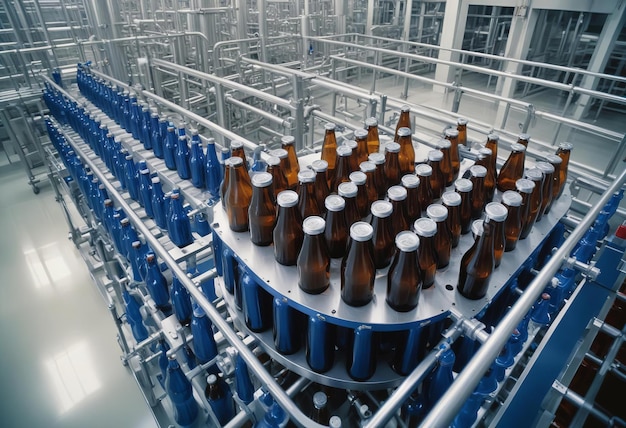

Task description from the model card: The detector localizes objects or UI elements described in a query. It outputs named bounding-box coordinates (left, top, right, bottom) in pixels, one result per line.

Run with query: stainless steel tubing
left=419, top=166, right=626, bottom=428
left=224, top=94, right=293, bottom=128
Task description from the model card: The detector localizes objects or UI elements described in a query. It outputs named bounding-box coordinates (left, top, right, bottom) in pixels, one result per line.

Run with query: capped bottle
left=536, top=161, right=555, bottom=219
left=456, top=118, right=468, bottom=147
left=368, top=152, right=387, bottom=198
left=516, top=133, right=530, bottom=147
left=454, top=178, right=473, bottom=234
left=341, top=222, right=376, bottom=307
left=354, top=129, right=369, bottom=165
left=360, top=161, right=379, bottom=207
left=369, top=200, right=395, bottom=269
left=166, top=357, right=198, bottom=426
left=397, top=127, right=415, bottom=175
left=427, top=150, right=445, bottom=199
left=266, top=154, right=288, bottom=197
left=427, top=204, right=451, bottom=269
left=365, top=117, right=380, bottom=154
left=311, top=160, right=330, bottom=213
left=394, top=105, right=412, bottom=141
left=401, top=174, right=421, bottom=224
left=475, top=147, right=496, bottom=201
left=416, top=164, right=434, bottom=209
left=225, top=157, right=253, bottom=232
left=458, top=219, right=494, bottom=300
left=442, top=191, right=462, bottom=248
left=189, top=130, right=205, bottom=189
left=545, top=154, right=563, bottom=205
left=350, top=171, right=369, bottom=218
left=273, top=190, right=304, bottom=266
left=205, top=138, right=222, bottom=201
left=310, top=391, right=330, bottom=425
left=169, top=192, right=193, bottom=247
left=175, top=135, right=191, bottom=180
left=384, top=142, right=402, bottom=188
left=496, top=143, right=526, bottom=192
left=445, top=127, right=461, bottom=178
left=521, top=169, right=543, bottom=239
left=324, top=195, right=349, bottom=258
left=205, top=374, right=235, bottom=425
left=332, top=145, right=353, bottom=193
left=387, top=231, right=422, bottom=312
left=163, top=125, right=177, bottom=170
left=139, top=169, right=153, bottom=217
left=555, top=142, right=573, bottom=197
left=191, top=304, right=218, bottom=364
left=321, top=123, right=338, bottom=181
left=485, top=133, right=499, bottom=169
left=281, top=135, right=300, bottom=189
left=485, top=202, right=508, bottom=268
left=501, top=190, right=523, bottom=251
left=469, top=165, right=488, bottom=219
left=297, top=170, right=320, bottom=219
left=298, top=216, right=330, bottom=294
left=387, top=185, right=410, bottom=237
left=230, top=140, right=246, bottom=163
left=515, top=178, right=535, bottom=240
left=171, top=275, right=193, bottom=326
left=436, top=138, right=454, bottom=186
left=145, top=253, right=171, bottom=314
left=414, top=218, right=438, bottom=289
left=249, top=172, right=276, bottom=246
left=344, top=140, right=359, bottom=173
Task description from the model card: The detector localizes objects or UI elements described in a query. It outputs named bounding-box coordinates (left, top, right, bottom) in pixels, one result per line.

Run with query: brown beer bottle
left=416, top=164, right=434, bottom=209
left=266, top=153, right=289, bottom=197
left=394, top=105, right=412, bottom=141
left=344, top=140, right=360, bottom=173
left=387, top=231, right=422, bottom=312
left=354, top=129, right=369, bottom=165
left=324, top=195, right=348, bottom=258
left=497, top=143, right=526, bottom=192
left=555, top=142, right=573, bottom=197
left=413, top=218, right=438, bottom=288
left=298, top=170, right=321, bottom=219
left=310, top=392, right=330, bottom=425
left=485, top=202, right=508, bottom=268
left=321, top=123, right=338, bottom=180
left=387, top=185, right=410, bottom=237
left=485, top=133, right=499, bottom=173
left=365, top=117, right=380, bottom=154
left=396, top=127, right=416, bottom=175
left=536, top=161, right=555, bottom=221
left=368, top=152, right=387, bottom=198
left=360, top=161, right=379, bottom=207
left=458, top=218, right=495, bottom=300
left=516, top=178, right=535, bottom=240
left=341, top=222, right=376, bottom=307
left=521, top=168, right=543, bottom=238
left=225, top=156, right=253, bottom=232
left=458, top=220, right=483, bottom=298
left=231, top=140, right=246, bottom=161
left=384, top=142, right=402, bottom=188
left=281, top=135, right=300, bottom=189
left=469, top=165, right=488, bottom=219
left=501, top=190, right=523, bottom=251
left=456, top=118, right=468, bottom=148
left=445, top=128, right=461, bottom=178
left=249, top=172, right=276, bottom=246
left=338, top=182, right=361, bottom=226
left=273, top=190, right=304, bottom=266
left=441, top=191, right=462, bottom=248
left=455, top=178, right=473, bottom=234
left=298, top=216, right=330, bottom=294
left=350, top=171, right=369, bottom=218
left=436, top=138, right=454, bottom=186
left=516, top=133, right=530, bottom=148
left=427, top=204, right=451, bottom=269
left=545, top=154, right=563, bottom=205
left=475, top=147, right=496, bottom=201
left=370, top=200, right=395, bottom=269
left=269, top=148, right=293, bottom=190
left=427, top=150, right=445, bottom=199
left=401, top=174, right=421, bottom=224
left=311, top=160, right=330, bottom=214
left=332, top=145, right=353, bottom=193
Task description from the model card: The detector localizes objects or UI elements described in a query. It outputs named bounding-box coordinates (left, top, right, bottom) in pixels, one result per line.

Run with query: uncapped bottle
left=414, top=218, right=438, bottom=289
left=266, top=154, right=288, bottom=197
left=427, top=204, right=451, bottom=269
left=332, top=145, right=353, bottom=193
left=545, top=154, right=563, bottom=204
left=427, top=150, right=445, bottom=199
left=365, top=117, right=380, bottom=154
left=485, top=202, right=508, bottom=268
left=312, top=160, right=330, bottom=213
left=368, top=152, right=387, bottom=198
left=384, top=142, right=402, bottom=188
left=458, top=218, right=494, bottom=300
left=321, top=123, right=338, bottom=180
left=445, top=127, right=461, bottom=178
left=521, top=168, right=543, bottom=239
left=516, top=178, right=535, bottom=240
left=456, top=118, right=468, bottom=148
left=341, top=222, right=376, bottom=307
left=469, top=165, right=488, bottom=219
left=387, top=185, right=410, bottom=237
left=555, top=142, right=573, bottom=197
left=501, top=190, right=523, bottom=251
left=297, top=170, right=321, bottom=219
left=298, top=216, right=330, bottom=294
left=455, top=178, right=473, bottom=234
left=281, top=136, right=300, bottom=189
left=497, top=143, right=526, bottom=192
left=401, top=174, right=421, bottom=224
left=442, top=191, right=462, bottom=248
left=394, top=105, right=412, bottom=142
left=225, top=156, right=253, bottom=232
left=338, top=181, right=361, bottom=225
left=324, top=195, right=349, bottom=258
left=396, top=127, right=415, bottom=175
left=354, top=129, right=369, bottom=165
left=369, top=200, right=395, bottom=269
left=516, top=133, right=530, bottom=147
left=350, top=171, right=369, bottom=218
left=360, top=161, right=379, bottom=207
left=416, top=164, right=434, bottom=209
left=475, top=146, right=496, bottom=201
left=436, top=138, right=454, bottom=186
left=387, top=231, right=422, bottom=312
left=273, top=190, right=304, bottom=266
left=249, top=172, right=276, bottom=246
left=536, top=161, right=555, bottom=219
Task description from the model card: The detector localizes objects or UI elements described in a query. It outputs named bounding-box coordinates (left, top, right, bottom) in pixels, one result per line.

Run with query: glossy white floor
left=0, top=162, right=157, bottom=428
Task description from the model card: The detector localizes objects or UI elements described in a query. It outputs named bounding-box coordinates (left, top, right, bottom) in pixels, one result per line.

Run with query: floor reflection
left=23, top=243, right=71, bottom=290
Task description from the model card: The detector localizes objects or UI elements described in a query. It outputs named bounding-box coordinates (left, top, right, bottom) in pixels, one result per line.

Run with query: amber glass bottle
left=401, top=174, right=421, bottom=224
left=536, top=161, right=554, bottom=219
left=298, top=216, right=330, bottom=294
left=249, top=172, right=276, bottom=246
left=445, top=128, right=461, bottom=178
left=413, top=218, right=438, bottom=289
left=321, top=123, right=338, bottom=180
left=370, top=200, right=395, bottom=269
left=497, top=143, right=526, bottom=192
left=457, top=220, right=483, bottom=299
left=269, top=148, right=293, bottom=190
left=324, top=195, right=348, bottom=258
left=350, top=171, right=369, bottom=218
left=455, top=178, right=473, bottom=234
left=266, top=153, right=289, bottom=197
left=273, top=190, right=304, bottom=266
left=545, top=154, right=563, bottom=204
left=427, top=150, right=445, bottom=199
left=516, top=178, right=535, bottom=240
left=231, top=140, right=246, bottom=161
left=458, top=218, right=494, bottom=300
left=516, top=133, right=530, bottom=148
left=341, top=222, right=376, bottom=307
left=485, top=202, right=508, bottom=268
left=442, top=191, right=462, bottom=248
left=469, top=165, right=488, bottom=219
left=426, top=204, right=451, bottom=269
left=332, top=145, right=353, bottom=193
left=475, top=147, right=496, bottom=201
left=338, top=182, right=361, bottom=225
left=436, top=138, right=454, bottom=186
left=416, top=164, right=434, bottom=210
left=344, top=140, right=359, bottom=173
left=485, top=133, right=499, bottom=171
left=354, top=129, right=369, bottom=165
left=387, top=231, right=422, bottom=312
left=281, top=135, right=300, bottom=189
left=311, top=160, right=330, bottom=215
left=396, top=127, right=415, bottom=175
left=384, top=142, right=402, bottom=188
left=501, top=190, right=523, bottom=251
left=521, top=168, right=543, bottom=239
left=225, top=156, right=253, bottom=232
left=368, top=152, right=387, bottom=198
left=298, top=170, right=321, bottom=219
left=394, top=105, right=412, bottom=142
left=365, top=117, right=380, bottom=154
left=360, top=161, right=379, bottom=208
left=555, top=142, right=573, bottom=197
left=456, top=118, right=468, bottom=148
left=387, top=185, right=410, bottom=237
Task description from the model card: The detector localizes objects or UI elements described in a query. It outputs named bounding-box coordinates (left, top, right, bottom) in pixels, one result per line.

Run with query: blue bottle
left=171, top=276, right=193, bottom=326
left=205, top=374, right=235, bottom=425
left=122, top=290, right=149, bottom=342
left=129, top=101, right=140, bottom=140
left=241, top=269, right=272, bottom=332
left=234, top=355, right=254, bottom=404
left=163, top=126, right=177, bottom=170
left=145, top=253, right=172, bottom=314
left=124, top=155, right=140, bottom=201
left=194, top=213, right=210, bottom=237
left=168, top=192, right=193, bottom=247
left=175, top=135, right=191, bottom=180
left=273, top=297, right=299, bottom=354
left=530, top=292, right=551, bottom=326
left=306, top=314, right=335, bottom=373
left=116, top=149, right=129, bottom=190
left=110, top=211, right=124, bottom=253
left=426, top=346, right=456, bottom=408
left=392, top=327, right=424, bottom=375
left=189, top=131, right=205, bottom=188
left=89, top=178, right=103, bottom=221
left=121, top=91, right=131, bottom=131
left=401, top=394, right=426, bottom=427
left=190, top=303, right=218, bottom=364
left=138, top=169, right=154, bottom=218
left=151, top=177, right=167, bottom=229
left=141, top=106, right=152, bottom=150
left=451, top=392, right=486, bottom=428
left=205, top=138, right=222, bottom=201
left=200, top=276, right=218, bottom=302
left=475, top=361, right=499, bottom=395
left=165, top=357, right=198, bottom=427
left=254, top=402, right=287, bottom=428
left=156, top=118, right=168, bottom=160
left=130, top=241, right=147, bottom=282
left=183, top=345, right=197, bottom=370
left=157, top=340, right=170, bottom=388
left=347, top=325, right=376, bottom=381
left=150, top=113, right=163, bottom=158
left=493, top=334, right=516, bottom=382
left=250, top=145, right=267, bottom=174
left=220, top=146, right=231, bottom=178
left=103, top=199, right=116, bottom=235
left=120, top=218, right=139, bottom=260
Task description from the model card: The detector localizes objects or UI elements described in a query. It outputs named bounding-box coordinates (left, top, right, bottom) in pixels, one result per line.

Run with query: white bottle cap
left=298, top=170, right=316, bottom=183
left=368, top=153, right=385, bottom=165
left=414, top=218, right=437, bottom=237
left=401, top=174, right=419, bottom=189
left=387, top=185, right=407, bottom=201
left=252, top=172, right=273, bottom=188
left=441, top=191, right=461, bottom=207
left=281, top=135, right=295, bottom=145
left=350, top=171, right=367, bottom=185
left=428, top=150, right=443, bottom=161
left=456, top=118, right=468, bottom=126
left=385, top=142, right=401, bottom=153
left=311, top=160, right=328, bottom=172
left=396, top=231, right=420, bottom=252
left=360, top=161, right=376, bottom=173
left=350, top=222, right=374, bottom=242
left=303, top=216, right=326, bottom=235
left=337, top=145, right=352, bottom=157
left=455, top=178, right=473, bottom=192
left=269, top=148, right=288, bottom=159
left=525, top=168, right=544, bottom=182
left=485, top=202, right=508, bottom=222
left=365, top=117, right=378, bottom=127
left=325, top=195, right=345, bottom=212
left=370, top=200, right=393, bottom=218
left=510, top=143, right=527, bottom=152
left=426, top=204, right=448, bottom=222
left=471, top=219, right=484, bottom=237
left=324, top=122, right=336, bottom=131
left=469, top=165, right=487, bottom=178
left=338, top=182, right=358, bottom=197
left=313, top=391, right=328, bottom=409
left=397, top=127, right=411, bottom=137
left=515, top=178, right=535, bottom=194
left=277, top=190, right=299, bottom=207
left=536, top=161, right=555, bottom=175
left=354, top=129, right=368, bottom=139
left=502, top=190, right=522, bottom=207
left=416, top=164, right=433, bottom=177
left=436, top=138, right=451, bottom=149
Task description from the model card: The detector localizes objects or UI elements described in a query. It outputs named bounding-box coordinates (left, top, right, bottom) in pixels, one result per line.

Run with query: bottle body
left=341, top=223, right=376, bottom=307
left=458, top=220, right=495, bottom=300
left=497, top=143, right=526, bottom=192
left=298, top=217, right=331, bottom=294
left=249, top=173, right=276, bottom=246
left=274, top=191, right=304, bottom=266
left=387, top=232, right=422, bottom=312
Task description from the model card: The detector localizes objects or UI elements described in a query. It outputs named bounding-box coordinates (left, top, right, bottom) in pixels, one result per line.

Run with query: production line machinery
left=42, top=65, right=626, bottom=428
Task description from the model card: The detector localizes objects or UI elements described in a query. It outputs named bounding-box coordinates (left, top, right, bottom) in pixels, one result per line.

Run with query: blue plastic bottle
left=204, top=138, right=222, bottom=201
left=129, top=100, right=140, bottom=140
left=129, top=240, right=147, bottom=282
left=190, top=303, right=218, bottom=364
left=205, top=374, right=235, bottom=425
left=150, top=113, right=163, bottom=158
left=157, top=340, right=170, bottom=388
left=163, top=126, right=177, bottom=170
left=254, top=402, right=288, bottom=428
left=175, top=135, right=191, bottom=180
left=168, top=192, right=193, bottom=247
left=119, top=218, right=139, bottom=260
left=138, top=169, right=154, bottom=217
left=171, top=276, right=192, bottom=326
left=145, top=253, right=172, bottom=314
left=122, top=290, right=149, bottom=342
left=124, top=155, right=140, bottom=201
left=141, top=106, right=152, bottom=150
left=165, top=357, right=198, bottom=427
left=426, top=346, right=456, bottom=408
left=151, top=177, right=167, bottom=230
left=189, top=131, right=205, bottom=188
left=234, top=354, right=255, bottom=404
